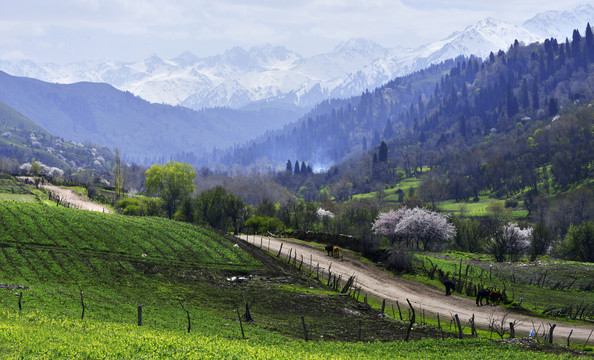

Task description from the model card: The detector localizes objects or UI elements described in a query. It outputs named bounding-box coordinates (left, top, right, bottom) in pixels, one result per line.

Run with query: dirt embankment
left=241, top=235, right=594, bottom=344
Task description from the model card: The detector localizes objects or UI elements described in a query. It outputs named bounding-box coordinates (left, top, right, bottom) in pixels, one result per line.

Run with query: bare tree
left=488, top=311, right=521, bottom=339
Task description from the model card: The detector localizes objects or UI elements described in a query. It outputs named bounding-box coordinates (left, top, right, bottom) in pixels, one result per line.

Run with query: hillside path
left=17, top=177, right=111, bottom=213
left=240, top=235, right=594, bottom=344
left=42, top=183, right=112, bottom=213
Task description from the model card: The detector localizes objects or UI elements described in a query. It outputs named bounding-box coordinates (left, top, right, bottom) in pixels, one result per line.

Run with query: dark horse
left=476, top=289, right=491, bottom=306
left=324, top=244, right=334, bottom=256
left=443, top=279, right=455, bottom=296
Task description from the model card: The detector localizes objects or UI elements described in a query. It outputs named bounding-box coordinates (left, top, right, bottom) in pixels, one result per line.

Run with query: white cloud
left=0, top=0, right=589, bottom=63
left=0, top=50, right=28, bottom=61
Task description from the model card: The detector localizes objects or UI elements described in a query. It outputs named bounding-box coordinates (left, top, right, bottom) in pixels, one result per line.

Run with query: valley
left=0, top=2, right=593, bottom=359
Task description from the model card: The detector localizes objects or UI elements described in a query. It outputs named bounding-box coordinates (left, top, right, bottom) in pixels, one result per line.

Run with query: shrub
left=387, top=245, right=413, bottom=274
left=117, top=198, right=143, bottom=216
left=504, top=199, right=518, bottom=208
left=244, top=216, right=284, bottom=234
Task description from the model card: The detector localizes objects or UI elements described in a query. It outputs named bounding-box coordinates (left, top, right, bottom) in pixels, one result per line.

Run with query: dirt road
left=16, top=176, right=113, bottom=213
left=240, top=235, right=593, bottom=344
left=41, top=183, right=112, bottom=213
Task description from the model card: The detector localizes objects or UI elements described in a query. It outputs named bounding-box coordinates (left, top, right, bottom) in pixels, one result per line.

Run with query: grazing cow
left=476, top=289, right=491, bottom=306
left=489, top=290, right=503, bottom=305
left=325, top=244, right=334, bottom=256
left=443, top=279, right=455, bottom=296
left=332, top=246, right=340, bottom=258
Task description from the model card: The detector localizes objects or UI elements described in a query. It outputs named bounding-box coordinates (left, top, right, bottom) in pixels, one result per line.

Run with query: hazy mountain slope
left=0, top=101, right=49, bottom=136
left=0, top=101, right=114, bottom=172
left=0, top=71, right=301, bottom=165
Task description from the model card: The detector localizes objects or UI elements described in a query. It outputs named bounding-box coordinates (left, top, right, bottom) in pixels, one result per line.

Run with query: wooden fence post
left=301, top=316, right=309, bottom=341
left=381, top=299, right=386, bottom=318
left=396, top=301, right=403, bottom=320
left=548, top=324, right=556, bottom=344
left=405, top=299, right=415, bottom=342
left=454, top=314, right=463, bottom=339
left=438, top=313, right=444, bottom=340
left=509, top=322, right=515, bottom=339
left=276, top=243, right=283, bottom=257
left=316, top=263, right=319, bottom=278
left=236, top=307, right=245, bottom=339
left=567, top=329, right=573, bottom=347
left=80, top=291, right=85, bottom=319
left=18, top=292, right=22, bottom=313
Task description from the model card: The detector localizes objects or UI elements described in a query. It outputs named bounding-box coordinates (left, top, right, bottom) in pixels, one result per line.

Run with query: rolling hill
left=0, top=71, right=301, bottom=165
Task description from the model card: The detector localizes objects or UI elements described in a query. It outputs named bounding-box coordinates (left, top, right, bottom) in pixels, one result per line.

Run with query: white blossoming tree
left=372, top=207, right=456, bottom=251
left=316, top=207, right=335, bottom=232
left=489, top=222, right=533, bottom=262
left=371, top=207, right=408, bottom=243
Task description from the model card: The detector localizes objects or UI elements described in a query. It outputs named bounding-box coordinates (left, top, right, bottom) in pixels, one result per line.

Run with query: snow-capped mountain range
left=0, top=4, right=592, bottom=112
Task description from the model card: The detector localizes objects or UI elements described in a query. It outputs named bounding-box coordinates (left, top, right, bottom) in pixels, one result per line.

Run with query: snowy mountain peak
left=523, top=3, right=594, bottom=40
left=247, top=44, right=302, bottom=68
left=476, top=17, right=502, bottom=27
left=438, top=17, right=540, bottom=58
left=173, top=51, right=199, bottom=66
left=333, top=38, right=387, bottom=56
left=0, top=4, right=590, bottom=113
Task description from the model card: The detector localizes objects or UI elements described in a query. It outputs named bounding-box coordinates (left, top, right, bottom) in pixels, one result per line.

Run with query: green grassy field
left=0, top=310, right=583, bottom=359
left=437, top=197, right=528, bottom=218
left=352, top=177, right=529, bottom=218
left=411, top=252, right=594, bottom=321
left=353, top=177, right=421, bottom=203
left=0, top=200, right=588, bottom=358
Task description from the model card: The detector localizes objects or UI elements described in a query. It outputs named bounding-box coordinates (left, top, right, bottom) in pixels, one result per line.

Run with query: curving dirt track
left=240, top=235, right=594, bottom=344
left=40, top=183, right=112, bottom=213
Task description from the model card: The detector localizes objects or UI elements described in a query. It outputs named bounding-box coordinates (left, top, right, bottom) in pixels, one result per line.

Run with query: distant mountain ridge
left=0, top=71, right=300, bottom=165
left=1, top=4, right=592, bottom=112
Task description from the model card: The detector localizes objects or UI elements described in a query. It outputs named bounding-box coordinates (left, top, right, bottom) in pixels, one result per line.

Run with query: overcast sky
left=0, top=0, right=588, bottom=64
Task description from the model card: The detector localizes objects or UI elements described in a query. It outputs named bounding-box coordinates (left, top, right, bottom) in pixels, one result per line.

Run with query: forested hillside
left=0, top=101, right=115, bottom=176
left=213, top=25, right=594, bottom=177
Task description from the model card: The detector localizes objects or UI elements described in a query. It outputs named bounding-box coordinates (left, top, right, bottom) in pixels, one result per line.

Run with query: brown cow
left=332, top=246, right=340, bottom=258
left=324, top=244, right=334, bottom=256
left=489, top=290, right=503, bottom=305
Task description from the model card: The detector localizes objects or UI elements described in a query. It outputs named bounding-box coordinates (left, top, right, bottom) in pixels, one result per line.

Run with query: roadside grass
left=410, top=252, right=594, bottom=322
left=1, top=310, right=581, bottom=359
